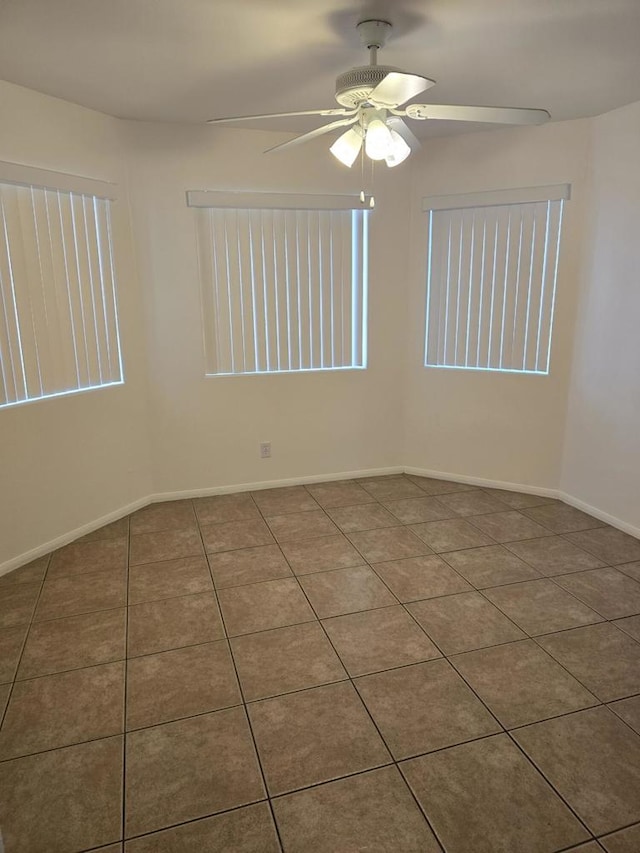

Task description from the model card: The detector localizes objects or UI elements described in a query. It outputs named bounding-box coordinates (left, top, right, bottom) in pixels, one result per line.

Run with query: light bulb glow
left=365, top=119, right=393, bottom=161
left=385, top=129, right=411, bottom=167
left=330, top=127, right=363, bottom=167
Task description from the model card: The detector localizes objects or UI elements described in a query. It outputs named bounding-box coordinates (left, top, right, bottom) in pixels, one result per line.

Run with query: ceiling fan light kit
left=207, top=18, right=551, bottom=181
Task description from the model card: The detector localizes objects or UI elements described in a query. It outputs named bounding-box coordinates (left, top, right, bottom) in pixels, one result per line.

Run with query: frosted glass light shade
left=385, top=130, right=411, bottom=167
left=365, top=119, right=393, bottom=160
left=330, top=127, right=363, bottom=167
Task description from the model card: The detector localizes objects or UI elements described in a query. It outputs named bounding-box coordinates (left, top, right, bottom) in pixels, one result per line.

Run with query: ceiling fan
left=207, top=19, right=550, bottom=169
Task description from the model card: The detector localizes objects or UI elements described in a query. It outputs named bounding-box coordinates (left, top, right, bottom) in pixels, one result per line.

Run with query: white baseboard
left=556, top=491, right=640, bottom=540
left=403, top=466, right=560, bottom=498
left=0, top=465, right=403, bottom=577
left=3, top=464, right=638, bottom=578
left=151, top=466, right=404, bottom=503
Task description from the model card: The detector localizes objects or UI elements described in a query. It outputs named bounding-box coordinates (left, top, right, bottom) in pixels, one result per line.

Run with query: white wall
left=561, top=100, right=640, bottom=531
left=402, top=119, right=591, bottom=488
left=0, top=82, right=153, bottom=566
left=121, top=121, right=410, bottom=494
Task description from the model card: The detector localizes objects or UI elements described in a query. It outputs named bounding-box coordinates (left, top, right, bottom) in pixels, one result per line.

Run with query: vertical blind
left=423, top=187, right=567, bottom=374
left=0, top=178, right=122, bottom=407
left=194, top=205, right=368, bottom=375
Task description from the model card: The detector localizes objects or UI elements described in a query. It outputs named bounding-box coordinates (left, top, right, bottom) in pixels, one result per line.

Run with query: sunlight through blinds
left=423, top=186, right=568, bottom=375
left=0, top=177, right=122, bottom=407
left=194, top=204, right=368, bottom=375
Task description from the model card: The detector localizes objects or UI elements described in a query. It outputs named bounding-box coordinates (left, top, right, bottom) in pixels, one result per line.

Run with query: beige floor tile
left=0, top=625, right=27, bottom=683
left=18, top=608, right=126, bottom=679
left=608, top=695, right=640, bottom=735
left=355, top=659, right=500, bottom=759
left=514, top=707, right=640, bottom=835
left=128, top=592, right=225, bottom=657
left=468, top=510, right=552, bottom=542
left=266, top=510, right=339, bottom=543
left=128, top=555, right=212, bottom=604
left=522, top=502, right=604, bottom=533
left=402, top=734, right=588, bottom=853
left=436, top=489, right=511, bottom=516
left=555, top=567, right=640, bottom=619
left=506, top=534, right=605, bottom=575
left=48, top=537, right=128, bottom=578
left=358, top=476, right=425, bottom=500
left=193, top=492, right=260, bottom=525
left=208, top=544, right=292, bottom=588
left=280, top=534, right=365, bottom=575
left=272, top=765, right=440, bottom=853
left=452, top=639, right=598, bottom=728
left=537, top=622, right=640, bottom=701
left=348, top=526, right=432, bottom=562
left=484, top=578, right=604, bottom=635
left=218, top=577, right=315, bottom=636
left=410, top=518, right=494, bottom=553
left=408, top=591, right=525, bottom=654
left=79, top=517, right=129, bottom=542
left=600, top=824, right=640, bottom=853
left=0, top=582, right=40, bottom=628
left=231, top=621, right=347, bottom=701
left=124, top=803, right=280, bottom=853
left=0, top=662, right=125, bottom=759
left=129, top=528, right=204, bottom=565
left=201, top=518, right=275, bottom=553
left=480, top=489, right=556, bottom=509
left=126, top=641, right=241, bottom=729
left=125, top=708, right=264, bottom=837
left=618, top=560, right=640, bottom=582
left=249, top=681, right=391, bottom=795
left=130, top=499, right=196, bottom=535
left=566, top=528, right=640, bottom=565
left=34, top=571, right=126, bottom=621
left=252, top=485, right=320, bottom=516
left=322, top=606, right=441, bottom=676
left=0, top=736, right=123, bottom=853
left=372, top=554, right=472, bottom=602
left=382, top=496, right=456, bottom=524
left=443, top=544, right=541, bottom=587
left=0, top=556, right=49, bottom=586
left=299, top=565, right=396, bottom=618
left=327, top=503, right=400, bottom=533
left=406, top=475, right=475, bottom=495
left=614, top=614, right=640, bottom=641
left=305, top=480, right=375, bottom=508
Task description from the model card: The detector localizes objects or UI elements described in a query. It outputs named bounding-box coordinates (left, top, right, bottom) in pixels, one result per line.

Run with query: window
left=189, top=191, right=368, bottom=375
left=422, top=184, right=569, bottom=374
left=0, top=162, right=122, bottom=408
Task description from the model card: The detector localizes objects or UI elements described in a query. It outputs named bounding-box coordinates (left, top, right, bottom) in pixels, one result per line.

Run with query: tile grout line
left=195, top=494, right=286, bottom=853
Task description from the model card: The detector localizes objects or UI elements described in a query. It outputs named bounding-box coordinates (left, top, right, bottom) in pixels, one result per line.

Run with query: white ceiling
left=1, top=0, right=640, bottom=138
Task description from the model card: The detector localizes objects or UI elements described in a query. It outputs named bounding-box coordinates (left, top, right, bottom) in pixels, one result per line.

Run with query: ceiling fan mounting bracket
left=356, top=19, right=392, bottom=50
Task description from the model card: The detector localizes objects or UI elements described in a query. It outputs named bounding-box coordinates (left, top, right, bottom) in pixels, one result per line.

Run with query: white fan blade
left=207, top=107, right=356, bottom=124
left=404, top=104, right=550, bottom=125
left=387, top=116, right=421, bottom=150
left=369, top=72, right=436, bottom=108
left=265, top=116, right=359, bottom=153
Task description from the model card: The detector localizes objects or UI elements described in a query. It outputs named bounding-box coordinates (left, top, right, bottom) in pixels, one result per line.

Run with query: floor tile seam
left=556, top=532, right=615, bottom=563
left=40, top=561, right=130, bottom=584
left=14, top=653, right=129, bottom=683
left=458, top=578, right=608, bottom=706
left=110, top=797, right=275, bottom=849
left=477, top=576, right=608, bottom=634
left=128, top=584, right=216, bottom=608
left=0, top=555, right=52, bottom=731
left=211, top=562, right=364, bottom=590
left=122, top=523, right=133, bottom=843
left=596, top=818, right=640, bottom=842
left=542, top=571, right=639, bottom=622
left=28, top=602, right=126, bottom=628
left=0, top=725, right=130, bottom=765
left=126, top=551, right=211, bottom=572
left=192, top=518, right=286, bottom=853
left=504, top=727, right=613, bottom=841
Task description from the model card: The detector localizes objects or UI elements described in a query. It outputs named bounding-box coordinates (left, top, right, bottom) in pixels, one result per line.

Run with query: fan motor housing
left=335, top=64, right=400, bottom=107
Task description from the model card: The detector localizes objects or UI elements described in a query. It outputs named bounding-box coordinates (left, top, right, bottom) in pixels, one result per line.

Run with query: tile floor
left=2, top=475, right=640, bottom=852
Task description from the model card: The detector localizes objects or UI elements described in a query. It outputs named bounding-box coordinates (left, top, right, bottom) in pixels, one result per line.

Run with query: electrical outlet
left=260, top=442, right=271, bottom=459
